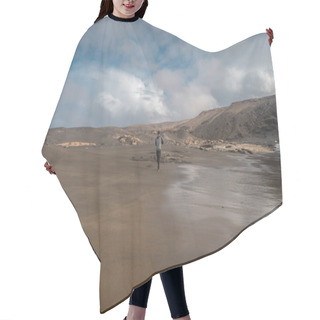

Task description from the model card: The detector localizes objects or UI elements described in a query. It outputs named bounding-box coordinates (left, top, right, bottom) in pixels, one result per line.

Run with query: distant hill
left=173, top=95, right=278, bottom=144
left=44, top=95, right=279, bottom=149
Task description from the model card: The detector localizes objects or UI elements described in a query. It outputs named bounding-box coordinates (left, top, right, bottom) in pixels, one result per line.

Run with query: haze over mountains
left=44, top=95, right=279, bottom=152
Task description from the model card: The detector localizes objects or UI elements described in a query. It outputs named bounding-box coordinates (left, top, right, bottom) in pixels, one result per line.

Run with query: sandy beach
left=43, top=140, right=282, bottom=309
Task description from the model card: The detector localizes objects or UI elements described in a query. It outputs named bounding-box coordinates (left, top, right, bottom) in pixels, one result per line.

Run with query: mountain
left=44, top=95, right=279, bottom=150
left=173, top=95, right=278, bottom=144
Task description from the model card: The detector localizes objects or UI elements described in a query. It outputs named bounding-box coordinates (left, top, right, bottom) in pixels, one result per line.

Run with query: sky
left=49, top=16, right=275, bottom=128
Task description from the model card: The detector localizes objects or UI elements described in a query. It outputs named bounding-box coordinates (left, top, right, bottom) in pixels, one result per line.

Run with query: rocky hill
left=44, top=95, right=279, bottom=153
left=173, top=95, right=278, bottom=144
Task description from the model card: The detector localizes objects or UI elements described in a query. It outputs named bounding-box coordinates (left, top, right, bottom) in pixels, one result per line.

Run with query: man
left=155, top=130, right=164, bottom=171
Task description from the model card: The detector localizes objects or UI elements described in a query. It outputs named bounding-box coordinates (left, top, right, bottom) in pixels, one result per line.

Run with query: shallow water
left=161, top=151, right=282, bottom=225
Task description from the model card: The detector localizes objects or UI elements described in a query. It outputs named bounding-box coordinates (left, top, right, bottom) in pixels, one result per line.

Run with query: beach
left=43, top=142, right=281, bottom=266
left=43, top=140, right=282, bottom=309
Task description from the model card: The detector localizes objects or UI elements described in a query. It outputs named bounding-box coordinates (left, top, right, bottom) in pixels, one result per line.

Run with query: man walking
left=155, top=130, right=164, bottom=171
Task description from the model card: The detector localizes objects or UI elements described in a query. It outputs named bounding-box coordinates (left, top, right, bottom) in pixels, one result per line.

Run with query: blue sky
left=50, top=17, right=275, bottom=128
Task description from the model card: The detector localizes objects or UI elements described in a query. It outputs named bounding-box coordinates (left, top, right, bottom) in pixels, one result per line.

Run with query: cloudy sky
left=49, top=17, right=275, bottom=128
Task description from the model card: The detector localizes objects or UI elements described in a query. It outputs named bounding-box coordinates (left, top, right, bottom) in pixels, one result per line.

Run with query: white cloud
left=153, top=67, right=219, bottom=119
left=225, top=67, right=246, bottom=92
left=50, top=26, right=275, bottom=128
left=256, top=69, right=275, bottom=93
left=95, top=68, right=168, bottom=126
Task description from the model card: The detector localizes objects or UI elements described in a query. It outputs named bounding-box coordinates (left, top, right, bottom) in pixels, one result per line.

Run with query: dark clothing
left=156, top=149, right=161, bottom=169
left=129, top=266, right=190, bottom=319
left=155, top=135, right=163, bottom=170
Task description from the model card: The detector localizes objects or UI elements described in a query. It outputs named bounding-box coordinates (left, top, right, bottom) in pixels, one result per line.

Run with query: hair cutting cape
left=42, top=12, right=282, bottom=314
